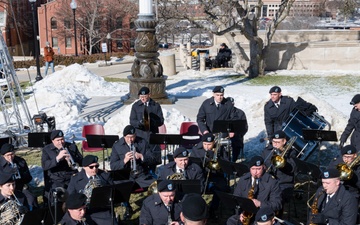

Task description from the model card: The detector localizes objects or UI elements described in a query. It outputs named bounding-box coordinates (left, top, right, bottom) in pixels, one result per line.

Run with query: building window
left=65, top=37, right=72, bottom=48
left=130, top=21, right=135, bottom=29
left=51, top=17, right=57, bottom=29
left=52, top=37, right=58, bottom=47
left=117, top=40, right=123, bottom=49
left=64, top=19, right=71, bottom=29
left=116, top=17, right=123, bottom=29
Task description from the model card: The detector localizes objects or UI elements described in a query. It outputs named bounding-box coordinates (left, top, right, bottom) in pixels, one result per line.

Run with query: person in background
left=340, top=94, right=360, bottom=150
left=180, top=193, right=208, bottom=225
left=212, top=43, right=232, bottom=68
left=44, top=41, right=55, bottom=76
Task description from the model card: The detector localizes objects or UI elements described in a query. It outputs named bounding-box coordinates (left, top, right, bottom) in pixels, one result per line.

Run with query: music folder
left=215, top=191, right=258, bottom=214
left=302, top=129, right=337, bottom=142
left=86, top=135, right=119, bottom=148
left=157, top=179, right=202, bottom=194
left=108, top=168, right=131, bottom=181
left=218, top=158, right=249, bottom=177
left=213, top=120, right=247, bottom=135
left=28, top=132, right=52, bottom=147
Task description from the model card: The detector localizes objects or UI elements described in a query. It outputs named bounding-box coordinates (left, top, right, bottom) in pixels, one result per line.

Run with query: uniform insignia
left=59, top=131, right=63, bottom=136
left=167, top=184, right=173, bottom=191
left=206, top=137, right=212, bottom=142
left=220, top=88, right=224, bottom=92
left=324, top=171, right=329, bottom=178
left=347, top=150, right=352, bottom=154
left=274, top=134, right=279, bottom=138
left=275, top=88, right=279, bottom=92
left=256, top=160, right=261, bottom=166
left=261, top=215, right=267, bottom=221
left=182, top=151, right=188, bottom=157
left=141, top=91, right=146, bottom=95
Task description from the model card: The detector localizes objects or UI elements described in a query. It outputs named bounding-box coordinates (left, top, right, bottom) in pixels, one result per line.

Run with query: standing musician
left=130, top=86, right=164, bottom=140
left=0, top=143, right=38, bottom=209
left=340, top=94, right=360, bottom=150
left=157, top=147, right=204, bottom=185
left=67, top=155, right=116, bottom=225
left=191, top=133, right=230, bottom=219
left=264, top=86, right=295, bottom=142
left=328, top=145, right=360, bottom=199
left=307, top=168, right=357, bottom=225
left=140, top=180, right=182, bottom=225
left=42, top=130, right=83, bottom=199
left=261, top=130, right=296, bottom=217
left=59, top=192, right=97, bottom=225
left=227, top=156, right=282, bottom=225
left=0, top=172, right=29, bottom=225
left=180, top=193, right=208, bottom=225
left=254, top=207, right=281, bottom=225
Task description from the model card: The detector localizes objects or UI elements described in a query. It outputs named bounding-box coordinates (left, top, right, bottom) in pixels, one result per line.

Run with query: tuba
left=83, top=176, right=103, bottom=205
left=0, top=192, right=25, bottom=225
left=143, top=104, right=150, bottom=131
left=269, top=136, right=297, bottom=170
left=337, top=154, right=360, bottom=180
left=242, top=179, right=257, bottom=225
left=307, top=189, right=325, bottom=225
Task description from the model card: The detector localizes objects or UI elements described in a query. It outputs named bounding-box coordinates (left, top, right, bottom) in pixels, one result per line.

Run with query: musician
left=180, top=193, right=208, bottom=225
left=254, top=207, right=281, bottom=225
left=140, top=180, right=182, bottom=225
left=41, top=130, right=83, bottom=197
left=227, top=156, right=282, bottom=225
left=157, top=147, right=204, bottom=185
left=328, top=145, right=360, bottom=199
left=59, top=192, right=97, bottom=225
left=261, top=130, right=296, bottom=215
left=264, top=86, right=295, bottom=141
left=308, top=168, right=357, bottom=225
left=227, top=97, right=248, bottom=161
left=67, top=155, right=116, bottom=225
left=340, top=94, right=360, bottom=150
left=130, top=86, right=164, bottom=140
left=110, top=125, right=157, bottom=188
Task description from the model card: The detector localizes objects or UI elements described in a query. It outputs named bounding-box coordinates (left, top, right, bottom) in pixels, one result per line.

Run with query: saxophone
left=308, top=189, right=325, bottom=225
left=83, top=176, right=103, bottom=205
left=0, top=192, right=24, bottom=225
left=337, top=154, right=360, bottom=180
left=242, top=179, right=256, bottom=225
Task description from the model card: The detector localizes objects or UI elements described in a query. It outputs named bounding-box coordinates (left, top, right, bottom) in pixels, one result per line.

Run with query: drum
left=282, top=109, right=329, bottom=160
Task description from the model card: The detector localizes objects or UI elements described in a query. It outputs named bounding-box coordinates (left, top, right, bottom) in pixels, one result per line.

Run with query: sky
left=5, top=58, right=360, bottom=187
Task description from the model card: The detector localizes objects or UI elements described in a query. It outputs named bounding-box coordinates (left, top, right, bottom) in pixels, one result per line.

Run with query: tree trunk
left=248, top=37, right=264, bottom=77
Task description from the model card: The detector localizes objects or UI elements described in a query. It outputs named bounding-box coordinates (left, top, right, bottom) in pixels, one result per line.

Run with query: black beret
left=321, top=168, right=340, bottom=179
left=0, top=172, right=14, bottom=185
left=173, top=147, right=189, bottom=158
left=123, top=125, right=136, bottom=136
left=272, top=130, right=286, bottom=139
left=341, top=145, right=357, bottom=155
left=248, top=156, right=264, bottom=168
left=51, top=130, right=64, bottom=140
left=255, top=207, right=275, bottom=222
left=157, top=180, right=176, bottom=192
left=182, top=193, right=208, bottom=221
left=202, top=133, right=215, bottom=142
left=220, top=43, right=226, bottom=47
left=226, top=97, right=234, bottom=103
left=138, top=87, right=150, bottom=95
left=66, top=193, right=87, bottom=209
left=0, top=143, right=14, bottom=155
left=212, top=86, right=224, bottom=93
left=269, top=86, right=281, bottom=93
left=82, top=155, right=98, bottom=167
left=350, top=94, right=360, bottom=105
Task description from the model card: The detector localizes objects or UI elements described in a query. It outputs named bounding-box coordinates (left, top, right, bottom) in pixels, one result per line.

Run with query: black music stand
left=218, top=158, right=248, bottom=189
left=86, top=134, right=119, bottom=170
left=0, top=137, right=10, bottom=149
left=89, top=181, right=134, bottom=225
left=303, top=129, right=338, bottom=142
left=149, top=134, right=183, bottom=165
left=28, top=132, right=51, bottom=147
left=213, top=120, right=247, bottom=136
left=215, top=191, right=258, bottom=214
left=21, top=207, right=47, bottom=225
left=164, top=179, right=202, bottom=194
left=189, top=157, right=203, bottom=168
left=108, top=168, right=131, bottom=181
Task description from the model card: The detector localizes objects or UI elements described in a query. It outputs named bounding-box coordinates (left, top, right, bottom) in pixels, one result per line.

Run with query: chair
left=81, top=124, right=106, bottom=168
left=179, top=122, right=202, bottom=149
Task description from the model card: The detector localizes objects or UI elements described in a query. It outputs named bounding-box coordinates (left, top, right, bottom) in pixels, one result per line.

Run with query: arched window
left=51, top=17, right=57, bottom=29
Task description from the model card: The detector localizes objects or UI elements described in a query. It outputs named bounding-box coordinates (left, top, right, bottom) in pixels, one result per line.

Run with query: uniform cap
left=51, top=130, right=64, bottom=140
left=272, top=130, right=286, bottom=139
left=157, top=180, right=176, bottom=192
left=182, top=193, right=208, bottom=221
left=66, top=193, right=87, bottom=209
left=248, top=156, right=264, bottom=168
left=173, top=147, right=189, bottom=158
left=202, top=133, right=215, bottom=142
left=220, top=43, right=226, bottom=47
left=350, top=94, right=360, bottom=105
left=321, top=168, right=340, bottom=179
left=82, top=155, right=98, bottom=167
left=138, top=87, right=150, bottom=95
left=0, top=143, right=15, bottom=155
left=212, top=86, right=224, bottom=93
left=341, top=145, right=357, bottom=155
left=255, top=207, right=275, bottom=222
left=269, top=86, right=281, bottom=93
left=0, top=172, right=14, bottom=185
left=123, top=125, right=136, bottom=136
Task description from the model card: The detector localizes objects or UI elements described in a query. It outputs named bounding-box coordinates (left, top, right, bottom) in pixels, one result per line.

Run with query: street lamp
left=29, top=0, right=42, bottom=81
left=70, top=0, right=78, bottom=56
left=106, top=33, right=111, bottom=53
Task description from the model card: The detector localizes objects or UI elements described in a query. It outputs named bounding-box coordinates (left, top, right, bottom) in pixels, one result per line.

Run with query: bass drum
left=282, top=109, right=329, bottom=160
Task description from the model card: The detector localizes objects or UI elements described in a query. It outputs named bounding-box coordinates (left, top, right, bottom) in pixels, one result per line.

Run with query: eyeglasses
left=88, top=165, right=99, bottom=169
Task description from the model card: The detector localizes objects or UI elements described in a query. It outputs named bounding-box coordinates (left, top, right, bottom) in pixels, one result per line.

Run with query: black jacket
left=0, top=156, right=32, bottom=191
left=340, top=108, right=360, bottom=150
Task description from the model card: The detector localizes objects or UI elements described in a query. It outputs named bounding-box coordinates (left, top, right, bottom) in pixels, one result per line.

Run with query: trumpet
left=62, top=147, right=79, bottom=170
left=130, top=143, right=139, bottom=175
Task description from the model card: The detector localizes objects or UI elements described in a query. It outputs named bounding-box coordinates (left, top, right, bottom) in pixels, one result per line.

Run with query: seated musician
left=227, top=156, right=282, bottom=225
left=0, top=143, right=38, bottom=209
left=308, top=168, right=357, bottom=224
left=59, top=192, right=97, bottom=225
left=261, top=130, right=296, bottom=217
left=254, top=207, right=281, bottom=225
left=328, top=145, right=360, bottom=200
left=180, top=193, right=208, bottom=225
left=191, top=133, right=230, bottom=219
left=0, top=172, right=29, bottom=224
left=140, top=180, right=182, bottom=225
left=41, top=130, right=83, bottom=199
left=67, top=155, right=116, bottom=225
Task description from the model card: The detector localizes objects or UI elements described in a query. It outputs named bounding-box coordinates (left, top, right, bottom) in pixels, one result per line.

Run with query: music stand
left=21, top=207, right=47, bottom=225
left=89, top=181, right=134, bottom=225
left=215, top=191, right=258, bottom=214
left=108, top=168, right=131, bottom=181
left=167, top=179, right=202, bottom=194
left=86, top=134, right=119, bottom=170
left=28, top=132, right=51, bottom=147
left=303, top=129, right=338, bottom=142
left=149, top=134, right=183, bottom=165
left=213, top=120, right=247, bottom=136
left=218, top=158, right=248, bottom=189
left=0, top=137, right=10, bottom=149
left=189, top=157, right=203, bottom=168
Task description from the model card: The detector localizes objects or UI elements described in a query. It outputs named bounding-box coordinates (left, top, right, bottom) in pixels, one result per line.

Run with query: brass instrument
left=308, top=189, right=325, bottom=225
left=242, top=179, right=257, bottom=225
left=62, top=147, right=79, bottom=170
left=143, top=104, right=150, bottom=131
left=337, top=153, right=360, bottom=180
left=206, top=133, right=222, bottom=171
left=147, top=180, right=158, bottom=195
left=0, top=192, right=24, bottom=225
left=167, top=202, right=173, bottom=225
left=147, top=171, right=185, bottom=195
left=83, top=176, right=103, bottom=205
left=268, top=136, right=297, bottom=171
left=130, top=143, right=139, bottom=176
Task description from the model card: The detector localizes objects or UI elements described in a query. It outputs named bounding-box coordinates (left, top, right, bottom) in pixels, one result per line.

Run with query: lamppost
left=70, top=0, right=78, bottom=56
left=29, top=0, right=42, bottom=81
left=106, top=33, right=111, bottom=53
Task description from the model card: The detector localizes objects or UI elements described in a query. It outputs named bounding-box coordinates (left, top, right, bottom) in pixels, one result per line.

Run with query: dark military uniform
left=42, top=142, right=82, bottom=192
left=264, top=96, right=295, bottom=138
left=58, top=212, right=97, bottom=225
left=0, top=190, right=29, bottom=221
left=139, top=193, right=182, bottom=225
left=229, top=106, right=248, bottom=161
left=157, top=161, right=204, bottom=183
left=110, top=136, right=157, bottom=188
left=340, top=108, right=360, bottom=150
left=130, top=98, right=164, bottom=137
left=308, top=185, right=357, bottom=225
left=227, top=172, right=282, bottom=225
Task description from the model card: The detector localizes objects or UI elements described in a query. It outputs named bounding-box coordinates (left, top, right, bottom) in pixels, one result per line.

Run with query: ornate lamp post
left=106, top=33, right=111, bottom=53
left=29, top=0, right=42, bottom=81
left=70, top=0, right=78, bottom=56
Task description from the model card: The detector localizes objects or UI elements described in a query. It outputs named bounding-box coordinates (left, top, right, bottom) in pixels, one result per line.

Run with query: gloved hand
left=339, top=141, right=344, bottom=149
left=18, top=205, right=29, bottom=214
left=311, top=213, right=327, bottom=224
left=138, top=120, right=144, bottom=128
